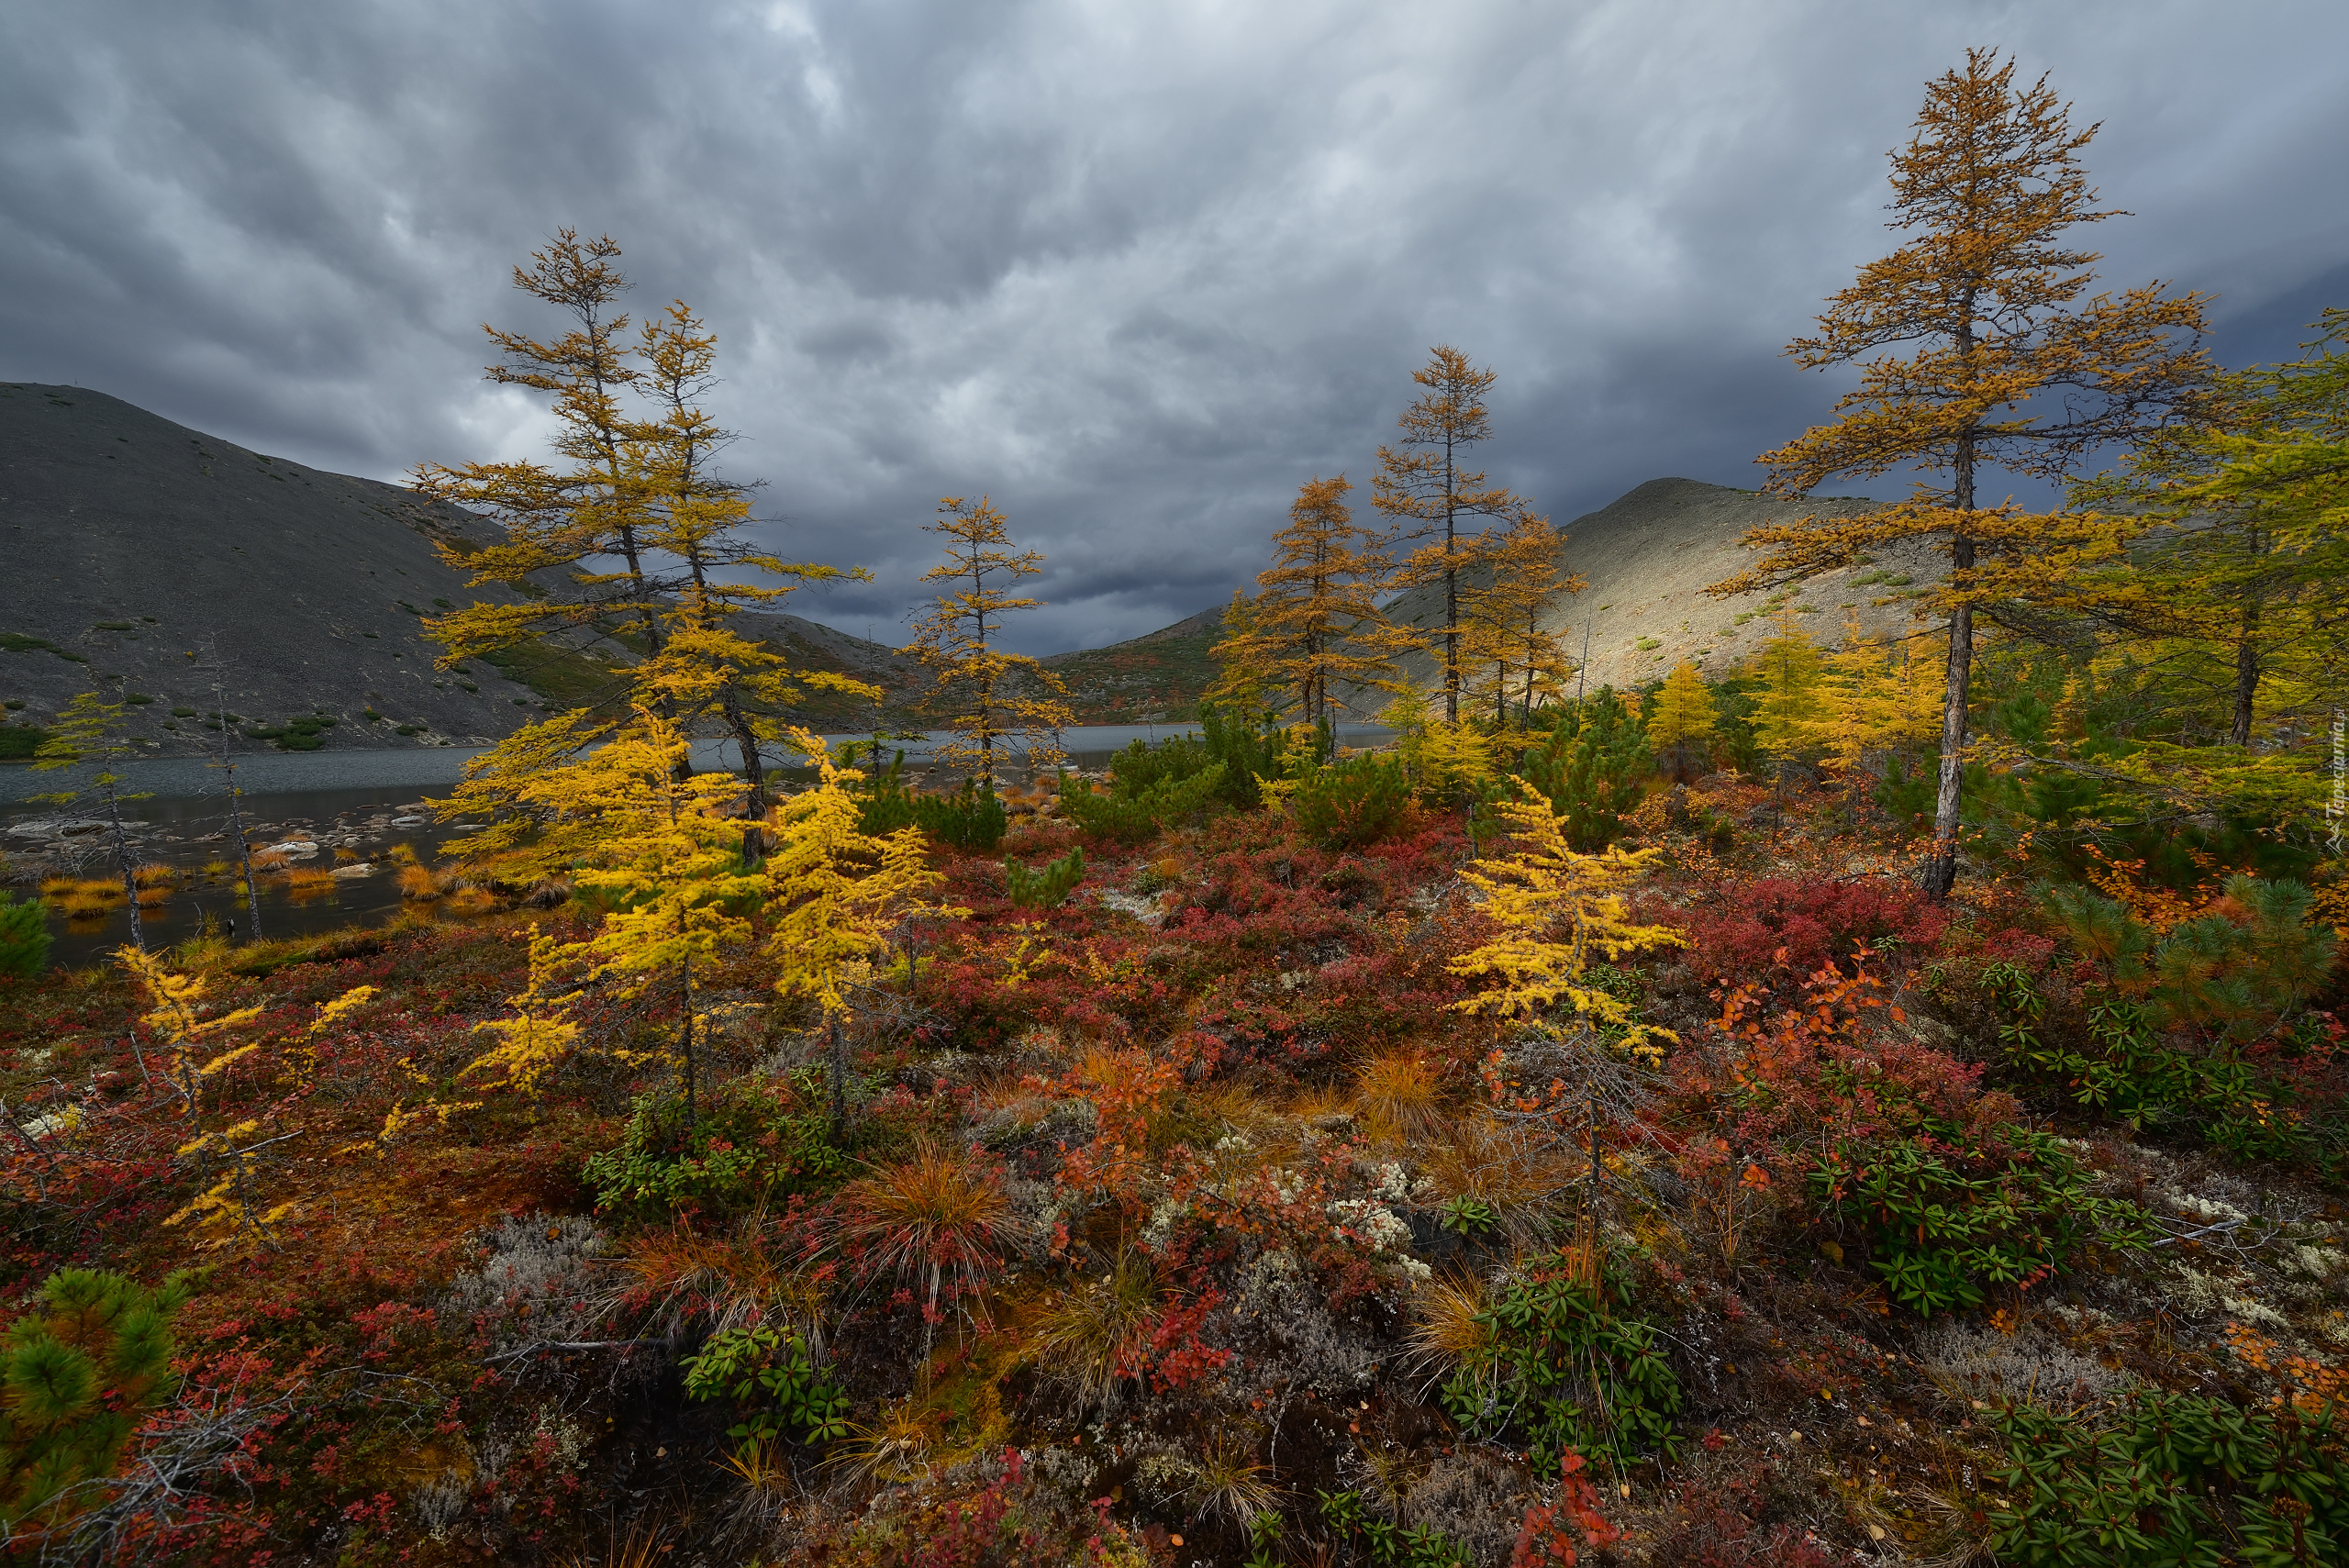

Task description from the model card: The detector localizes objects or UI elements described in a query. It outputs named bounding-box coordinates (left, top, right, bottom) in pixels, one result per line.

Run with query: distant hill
left=1, top=385, right=1938, bottom=756
left=0, top=383, right=556, bottom=751
left=1380, top=476, right=1943, bottom=706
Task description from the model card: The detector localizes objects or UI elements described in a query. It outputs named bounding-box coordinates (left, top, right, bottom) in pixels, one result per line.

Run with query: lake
left=2, top=723, right=1395, bottom=968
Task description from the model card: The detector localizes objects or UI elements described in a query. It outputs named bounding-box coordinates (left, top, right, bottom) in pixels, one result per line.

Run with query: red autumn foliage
left=1510, top=1451, right=1622, bottom=1567
left=1664, top=874, right=1947, bottom=991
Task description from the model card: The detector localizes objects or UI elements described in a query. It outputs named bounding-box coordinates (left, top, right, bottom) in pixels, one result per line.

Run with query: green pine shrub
left=2, top=1268, right=190, bottom=1545
left=0, top=892, right=51, bottom=978
left=854, top=754, right=1009, bottom=851
left=1059, top=763, right=1225, bottom=845
left=1521, top=688, right=1651, bottom=850
left=1291, top=753, right=1413, bottom=850
left=1005, top=845, right=1085, bottom=909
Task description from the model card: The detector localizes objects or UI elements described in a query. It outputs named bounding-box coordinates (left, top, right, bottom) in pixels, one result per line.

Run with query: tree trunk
left=107, top=778, right=147, bottom=954
left=722, top=688, right=767, bottom=864
left=1927, top=536, right=1976, bottom=902
left=1442, top=439, right=1459, bottom=726
left=679, top=956, right=696, bottom=1129
left=2230, top=601, right=2260, bottom=749
left=828, top=1014, right=847, bottom=1137
left=226, top=767, right=261, bottom=944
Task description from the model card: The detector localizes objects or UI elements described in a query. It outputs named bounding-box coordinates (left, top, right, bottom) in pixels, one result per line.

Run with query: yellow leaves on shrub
left=1446, top=783, right=1685, bottom=1055
left=461, top=926, right=581, bottom=1095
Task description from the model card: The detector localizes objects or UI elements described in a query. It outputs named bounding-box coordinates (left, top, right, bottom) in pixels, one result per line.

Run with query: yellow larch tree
left=1646, top=661, right=1718, bottom=774
left=1449, top=784, right=1687, bottom=1059
left=1807, top=617, right=1950, bottom=777
left=627, top=301, right=874, bottom=825
left=1460, top=510, right=1584, bottom=730
left=763, top=734, right=960, bottom=1130
left=1374, top=346, right=1541, bottom=725
left=1242, top=475, right=1399, bottom=728
left=32, top=691, right=153, bottom=952
left=414, top=230, right=661, bottom=675
left=907, top=496, right=1076, bottom=787
left=419, top=239, right=871, bottom=858
left=1748, top=609, right=1827, bottom=767
left=1708, top=50, right=2212, bottom=896
left=1204, top=587, right=1276, bottom=723
left=2065, top=308, right=2348, bottom=753
left=460, top=927, right=584, bottom=1099
left=559, top=705, right=767, bottom=1128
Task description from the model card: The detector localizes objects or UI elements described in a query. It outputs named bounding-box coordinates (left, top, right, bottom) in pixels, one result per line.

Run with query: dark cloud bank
left=5, top=1, right=2345, bottom=652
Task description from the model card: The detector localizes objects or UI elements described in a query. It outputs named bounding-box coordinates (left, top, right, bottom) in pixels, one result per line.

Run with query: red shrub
left=1648, top=1462, right=1832, bottom=1567
left=1666, top=875, right=1947, bottom=990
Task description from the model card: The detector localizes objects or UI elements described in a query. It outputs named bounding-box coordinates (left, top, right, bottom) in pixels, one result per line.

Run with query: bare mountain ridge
left=1381, top=476, right=1947, bottom=704
left=3, top=387, right=1941, bottom=752
left=1, top=383, right=548, bottom=751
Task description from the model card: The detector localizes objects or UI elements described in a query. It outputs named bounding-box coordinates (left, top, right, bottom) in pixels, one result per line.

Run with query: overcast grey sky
left=5, top=1, right=2344, bottom=651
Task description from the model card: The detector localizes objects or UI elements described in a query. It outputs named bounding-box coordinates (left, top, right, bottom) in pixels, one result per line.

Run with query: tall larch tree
left=628, top=301, right=871, bottom=827
left=1375, top=346, right=1540, bottom=725
left=1461, top=510, right=1583, bottom=728
left=2066, top=308, right=2348, bottom=750
left=31, top=691, right=151, bottom=953
left=1646, top=661, right=1718, bottom=775
left=1241, top=475, right=1398, bottom=728
left=1709, top=50, right=2211, bottom=897
left=419, top=237, right=871, bottom=857
left=561, top=705, right=766, bottom=1129
left=415, top=230, right=661, bottom=675
left=1748, top=610, right=1826, bottom=767
left=907, top=496, right=1076, bottom=786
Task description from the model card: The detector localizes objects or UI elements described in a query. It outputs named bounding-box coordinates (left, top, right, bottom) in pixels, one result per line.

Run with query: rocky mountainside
left=2, top=385, right=1944, bottom=756
left=0, top=383, right=552, bottom=751
left=1382, top=475, right=1947, bottom=705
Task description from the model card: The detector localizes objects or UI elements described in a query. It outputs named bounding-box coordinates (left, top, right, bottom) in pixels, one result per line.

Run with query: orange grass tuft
left=286, top=867, right=339, bottom=900
left=841, top=1140, right=1018, bottom=1332
left=1352, top=1051, right=1450, bottom=1144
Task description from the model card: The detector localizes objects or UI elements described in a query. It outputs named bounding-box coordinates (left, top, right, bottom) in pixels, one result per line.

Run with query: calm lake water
left=2, top=724, right=1396, bottom=970
left=5, top=783, right=478, bottom=971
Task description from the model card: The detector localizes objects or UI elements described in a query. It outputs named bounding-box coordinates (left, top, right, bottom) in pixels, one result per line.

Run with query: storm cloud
left=5, top=0, right=2344, bottom=651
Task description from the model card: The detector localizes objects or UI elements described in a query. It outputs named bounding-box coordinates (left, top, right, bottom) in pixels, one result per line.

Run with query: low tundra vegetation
left=0, top=680, right=2342, bottom=1568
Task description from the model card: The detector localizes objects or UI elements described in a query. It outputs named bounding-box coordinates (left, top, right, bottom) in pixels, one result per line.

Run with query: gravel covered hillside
left=0, top=383, right=550, bottom=751
left=1385, top=476, right=1949, bottom=700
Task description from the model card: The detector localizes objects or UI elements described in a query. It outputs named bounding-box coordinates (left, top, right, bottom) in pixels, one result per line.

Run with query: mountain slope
left=0, top=383, right=551, bottom=750
left=1383, top=476, right=1945, bottom=705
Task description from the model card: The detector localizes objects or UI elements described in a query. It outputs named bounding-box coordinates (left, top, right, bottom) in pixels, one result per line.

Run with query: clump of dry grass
left=1187, top=1429, right=1278, bottom=1529
left=1353, top=1052, right=1449, bottom=1144
left=286, top=867, right=339, bottom=900
left=823, top=1399, right=944, bottom=1493
left=559, top=1518, right=672, bottom=1568
left=1030, top=1249, right=1159, bottom=1409
left=1419, top=1112, right=1578, bottom=1245
left=397, top=862, right=446, bottom=900
left=47, top=878, right=127, bottom=920
left=132, top=862, right=174, bottom=889
left=1284, top=1082, right=1354, bottom=1133
left=1407, top=1271, right=1497, bottom=1384
left=440, top=886, right=504, bottom=917
left=841, top=1139, right=1019, bottom=1339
